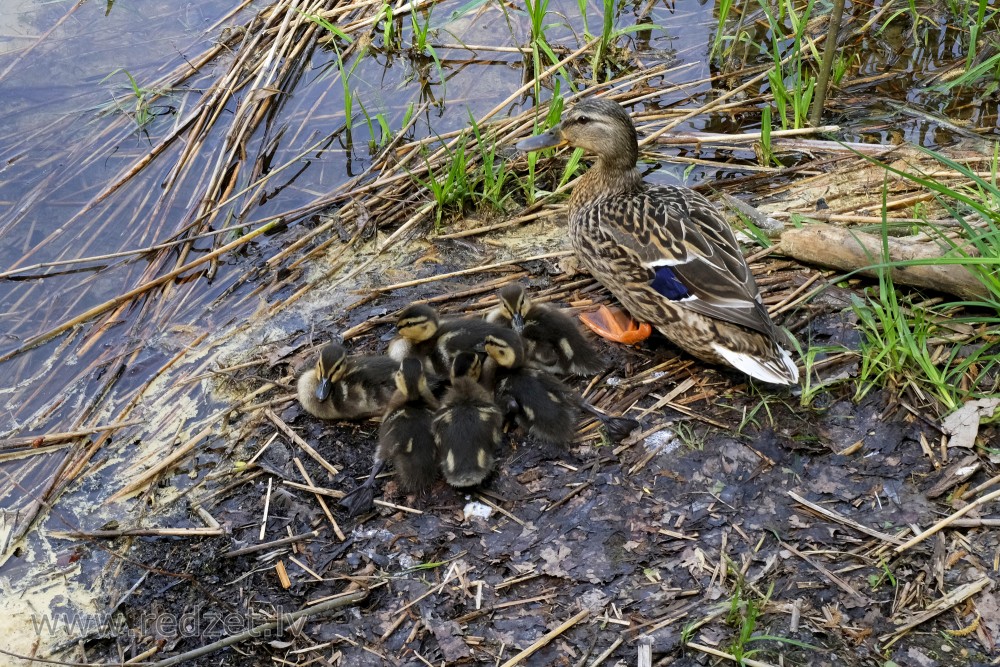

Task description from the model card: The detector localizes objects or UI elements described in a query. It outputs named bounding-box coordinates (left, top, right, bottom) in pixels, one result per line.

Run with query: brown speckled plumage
left=517, top=98, right=799, bottom=385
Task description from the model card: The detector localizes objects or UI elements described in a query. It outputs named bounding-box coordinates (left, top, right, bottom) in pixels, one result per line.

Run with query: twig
left=51, top=528, right=223, bottom=539
left=788, top=491, right=904, bottom=545
left=499, top=609, right=589, bottom=667
left=0, top=219, right=281, bottom=363
left=881, top=578, right=991, bottom=644
left=223, top=530, right=320, bottom=559
left=685, top=642, right=778, bottom=667
left=1, top=421, right=144, bottom=449
left=780, top=540, right=867, bottom=605
left=145, top=589, right=368, bottom=666
left=265, top=409, right=340, bottom=477
left=894, top=488, right=1000, bottom=554
left=293, top=457, right=346, bottom=542
left=586, top=637, right=623, bottom=667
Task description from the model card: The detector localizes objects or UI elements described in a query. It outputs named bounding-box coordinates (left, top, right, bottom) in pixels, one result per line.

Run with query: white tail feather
left=711, top=343, right=799, bottom=385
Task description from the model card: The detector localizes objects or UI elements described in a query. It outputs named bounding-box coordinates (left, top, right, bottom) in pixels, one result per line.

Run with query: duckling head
left=395, top=356, right=430, bottom=398
left=396, top=304, right=439, bottom=343
left=314, top=342, right=348, bottom=401
left=450, top=351, right=482, bottom=382
left=497, top=283, right=530, bottom=333
left=516, top=98, right=637, bottom=171
left=482, top=329, right=525, bottom=369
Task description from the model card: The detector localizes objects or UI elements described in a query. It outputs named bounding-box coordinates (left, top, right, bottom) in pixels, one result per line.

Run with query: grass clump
left=99, top=68, right=170, bottom=135
left=845, top=149, right=1000, bottom=414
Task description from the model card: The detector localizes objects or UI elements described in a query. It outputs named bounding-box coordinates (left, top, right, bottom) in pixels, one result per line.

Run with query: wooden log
left=778, top=223, right=991, bottom=301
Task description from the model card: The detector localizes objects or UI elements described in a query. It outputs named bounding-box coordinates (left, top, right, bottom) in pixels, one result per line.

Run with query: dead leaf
left=942, top=398, right=1000, bottom=449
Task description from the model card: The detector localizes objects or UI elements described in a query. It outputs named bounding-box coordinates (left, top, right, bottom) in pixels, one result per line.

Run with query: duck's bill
left=315, top=377, right=332, bottom=401
left=511, top=313, right=526, bottom=333
left=516, top=127, right=566, bottom=151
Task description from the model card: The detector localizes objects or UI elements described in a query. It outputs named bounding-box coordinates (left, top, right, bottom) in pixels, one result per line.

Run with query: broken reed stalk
left=894, top=487, right=1000, bottom=554
left=52, top=527, right=224, bottom=539
left=684, top=642, right=777, bottom=667
left=223, top=530, right=320, bottom=558
left=498, top=609, right=589, bottom=667
left=145, top=589, right=368, bottom=667
left=788, top=491, right=905, bottom=545
left=0, top=219, right=281, bottom=364
left=1, top=421, right=144, bottom=450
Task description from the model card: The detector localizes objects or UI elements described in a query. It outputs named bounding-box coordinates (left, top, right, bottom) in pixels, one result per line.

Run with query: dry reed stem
left=499, top=609, right=590, bottom=667
left=265, top=409, right=341, bottom=478
left=0, top=219, right=280, bottom=363
left=684, top=642, right=778, bottom=667
left=894, top=487, right=1000, bottom=554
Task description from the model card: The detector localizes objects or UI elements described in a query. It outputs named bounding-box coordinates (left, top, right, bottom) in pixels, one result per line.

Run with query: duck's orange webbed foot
left=580, top=305, right=652, bottom=345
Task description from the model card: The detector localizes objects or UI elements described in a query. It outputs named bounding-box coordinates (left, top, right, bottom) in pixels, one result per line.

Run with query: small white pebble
left=644, top=429, right=682, bottom=455
left=463, top=501, right=493, bottom=521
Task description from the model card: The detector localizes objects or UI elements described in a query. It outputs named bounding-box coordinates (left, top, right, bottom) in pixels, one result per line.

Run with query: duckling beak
left=516, top=125, right=566, bottom=152
left=511, top=313, right=526, bottom=333
left=315, top=378, right=332, bottom=401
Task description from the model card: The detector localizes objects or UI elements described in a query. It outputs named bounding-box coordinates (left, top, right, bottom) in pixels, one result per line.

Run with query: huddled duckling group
left=296, top=282, right=636, bottom=514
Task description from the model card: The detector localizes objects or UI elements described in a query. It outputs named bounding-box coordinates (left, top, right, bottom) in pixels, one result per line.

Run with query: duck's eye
left=576, top=116, right=590, bottom=125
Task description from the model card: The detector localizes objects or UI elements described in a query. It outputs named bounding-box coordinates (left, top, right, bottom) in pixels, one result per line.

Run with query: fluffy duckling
left=389, top=303, right=509, bottom=376
left=482, top=329, right=580, bottom=446
left=342, top=357, right=439, bottom=517
left=488, top=283, right=605, bottom=376
left=296, top=341, right=397, bottom=420
left=432, top=352, right=502, bottom=488
left=379, top=357, right=440, bottom=492
left=483, top=329, right=639, bottom=444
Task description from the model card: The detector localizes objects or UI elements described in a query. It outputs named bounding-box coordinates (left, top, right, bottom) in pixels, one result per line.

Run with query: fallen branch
left=778, top=223, right=990, bottom=300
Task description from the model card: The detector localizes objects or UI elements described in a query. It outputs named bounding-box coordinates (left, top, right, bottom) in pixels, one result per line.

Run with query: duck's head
left=516, top=98, right=638, bottom=170
left=482, top=329, right=525, bottom=369
left=395, top=356, right=430, bottom=398
left=450, top=351, right=483, bottom=382
left=314, top=342, right=348, bottom=401
left=396, top=304, right=439, bottom=342
left=497, top=283, right=530, bottom=333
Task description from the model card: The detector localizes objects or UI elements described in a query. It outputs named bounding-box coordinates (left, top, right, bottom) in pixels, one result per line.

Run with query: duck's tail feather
left=712, top=343, right=799, bottom=386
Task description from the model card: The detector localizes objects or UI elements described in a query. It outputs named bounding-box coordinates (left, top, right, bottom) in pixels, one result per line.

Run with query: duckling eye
left=576, top=115, right=590, bottom=125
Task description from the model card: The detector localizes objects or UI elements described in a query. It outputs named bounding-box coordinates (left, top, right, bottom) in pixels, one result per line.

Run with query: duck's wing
left=592, top=185, right=779, bottom=338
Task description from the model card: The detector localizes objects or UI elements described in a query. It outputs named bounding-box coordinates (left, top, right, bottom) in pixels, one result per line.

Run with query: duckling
left=488, top=283, right=605, bottom=376
left=432, top=352, right=502, bottom=488
left=483, top=329, right=638, bottom=444
left=482, top=329, right=580, bottom=446
left=516, top=97, right=799, bottom=385
left=296, top=341, right=398, bottom=420
left=342, top=357, right=439, bottom=517
left=379, top=357, right=440, bottom=492
left=389, top=303, right=510, bottom=377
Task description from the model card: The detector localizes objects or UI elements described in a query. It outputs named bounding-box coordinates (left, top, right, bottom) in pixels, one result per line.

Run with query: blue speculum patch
left=650, top=265, right=691, bottom=300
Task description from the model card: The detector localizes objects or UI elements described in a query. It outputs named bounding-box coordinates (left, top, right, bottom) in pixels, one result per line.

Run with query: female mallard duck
left=432, top=352, right=503, bottom=487
left=516, top=98, right=799, bottom=385
left=389, top=303, right=509, bottom=377
left=296, top=341, right=398, bottom=420
left=342, top=357, right=439, bottom=517
left=487, top=282, right=605, bottom=376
